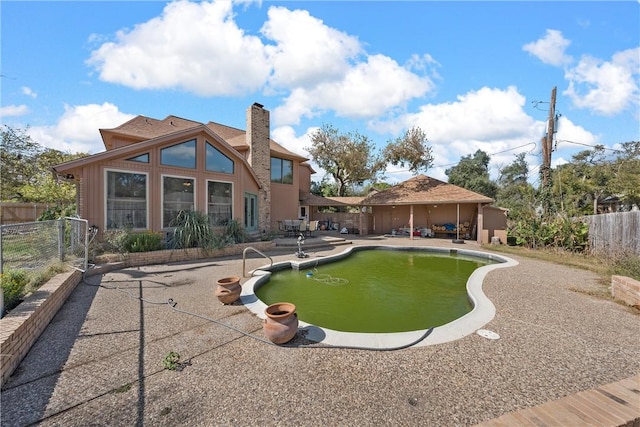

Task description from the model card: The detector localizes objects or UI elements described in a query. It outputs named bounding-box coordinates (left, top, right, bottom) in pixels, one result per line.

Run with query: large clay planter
left=215, top=276, right=241, bottom=304
left=263, top=302, right=298, bottom=344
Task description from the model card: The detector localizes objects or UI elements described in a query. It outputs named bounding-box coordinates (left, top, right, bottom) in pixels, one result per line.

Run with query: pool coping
left=240, top=245, right=518, bottom=349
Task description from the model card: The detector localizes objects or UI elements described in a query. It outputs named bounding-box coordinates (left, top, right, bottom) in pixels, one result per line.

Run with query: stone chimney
left=246, top=102, right=271, bottom=232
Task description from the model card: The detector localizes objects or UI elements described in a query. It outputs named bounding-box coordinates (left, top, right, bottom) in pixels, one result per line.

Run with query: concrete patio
left=1, top=235, right=638, bottom=426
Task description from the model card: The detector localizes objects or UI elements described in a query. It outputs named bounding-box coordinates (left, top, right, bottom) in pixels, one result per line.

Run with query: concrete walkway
left=1, top=236, right=638, bottom=426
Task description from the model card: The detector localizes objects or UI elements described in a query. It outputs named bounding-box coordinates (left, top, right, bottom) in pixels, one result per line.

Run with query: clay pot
left=263, top=302, right=298, bottom=344
left=215, top=276, right=241, bottom=304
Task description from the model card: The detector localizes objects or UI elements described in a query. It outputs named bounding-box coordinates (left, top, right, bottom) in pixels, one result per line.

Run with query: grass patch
left=483, top=244, right=639, bottom=281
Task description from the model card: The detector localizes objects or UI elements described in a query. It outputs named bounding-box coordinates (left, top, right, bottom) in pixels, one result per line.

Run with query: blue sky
left=1, top=0, right=638, bottom=186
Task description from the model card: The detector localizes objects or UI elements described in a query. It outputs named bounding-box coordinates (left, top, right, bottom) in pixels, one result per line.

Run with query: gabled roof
left=361, top=174, right=494, bottom=205
left=299, top=192, right=365, bottom=206
left=99, top=115, right=203, bottom=149
left=206, top=121, right=307, bottom=161
left=99, top=115, right=308, bottom=162
left=53, top=125, right=262, bottom=189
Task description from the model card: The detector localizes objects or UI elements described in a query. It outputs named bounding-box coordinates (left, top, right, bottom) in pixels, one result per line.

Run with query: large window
left=271, top=157, right=293, bottom=184
left=208, top=181, right=232, bottom=226
left=162, top=176, right=195, bottom=228
left=106, top=170, right=148, bottom=230
left=161, top=139, right=196, bottom=169
left=206, top=142, right=234, bottom=174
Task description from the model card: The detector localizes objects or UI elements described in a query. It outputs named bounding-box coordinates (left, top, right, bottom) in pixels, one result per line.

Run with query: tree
left=307, top=124, right=386, bottom=196
left=610, top=141, right=640, bottom=210
left=1, top=125, right=40, bottom=200
left=496, top=153, right=536, bottom=220
left=445, top=149, right=498, bottom=198
left=0, top=125, right=86, bottom=203
left=383, top=126, right=434, bottom=174
left=306, top=124, right=433, bottom=196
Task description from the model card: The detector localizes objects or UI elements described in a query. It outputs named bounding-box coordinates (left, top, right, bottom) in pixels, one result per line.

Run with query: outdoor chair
left=308, top=220, right=319, bottom=237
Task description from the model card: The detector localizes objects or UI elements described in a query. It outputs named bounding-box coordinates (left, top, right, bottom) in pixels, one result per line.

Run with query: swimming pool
left=241, top=245, right=518, bottom=349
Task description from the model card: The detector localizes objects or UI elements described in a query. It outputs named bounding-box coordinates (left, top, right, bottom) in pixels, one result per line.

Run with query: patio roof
left=361, top=174, right=494, bottom=205
left=300, top=193, right=365, bottom=207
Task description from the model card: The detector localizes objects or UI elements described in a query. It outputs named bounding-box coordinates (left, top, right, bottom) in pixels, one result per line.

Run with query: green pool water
left=255, top=249, right=497, bottom=333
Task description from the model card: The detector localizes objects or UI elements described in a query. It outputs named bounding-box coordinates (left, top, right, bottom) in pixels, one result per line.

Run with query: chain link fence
left=1, top=217, right=94, bottom=315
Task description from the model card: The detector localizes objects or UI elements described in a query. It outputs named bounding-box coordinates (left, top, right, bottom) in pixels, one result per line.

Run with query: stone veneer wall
left=0, top=241, right=275, bottom=386
left=611, top=275, right=640, bottom=308
left=246, top=103, right=271, bottom=234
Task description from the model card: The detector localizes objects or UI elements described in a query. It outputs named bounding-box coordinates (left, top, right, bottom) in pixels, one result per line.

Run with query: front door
left=244, top=193, right=258, bottom=233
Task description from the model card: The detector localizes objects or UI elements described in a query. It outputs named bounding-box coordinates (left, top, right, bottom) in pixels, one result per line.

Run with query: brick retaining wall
left=611, top=275, right=640, bottom=308
left=0, top=241, right=275, bottom=386
left=1, top=270, right=82, bottom=385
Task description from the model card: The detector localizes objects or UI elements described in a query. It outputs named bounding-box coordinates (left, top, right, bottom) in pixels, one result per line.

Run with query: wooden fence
left=583, top=211, right=640, bottom=255
left=0, top=203, right=50, bottom=225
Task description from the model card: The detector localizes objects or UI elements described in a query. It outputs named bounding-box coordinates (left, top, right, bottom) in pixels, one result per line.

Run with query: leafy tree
left=307, top=124, right=386, bottom=196
left=307, top=124, right=434, bottom=196
left=496, top=153, right=536, bottom=221
left=0, top=125, right=86, bottom=203
left=609, top=141, right=640, bottom=210
left=383, top=126, right=434, bottom=174
left=445, top=149, right=498, bottom=198
left=1, top=125, right=40, bottom=200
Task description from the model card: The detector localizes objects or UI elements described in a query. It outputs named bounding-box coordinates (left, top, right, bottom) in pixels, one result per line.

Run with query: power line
left=557, top=139, right=624, bottom=153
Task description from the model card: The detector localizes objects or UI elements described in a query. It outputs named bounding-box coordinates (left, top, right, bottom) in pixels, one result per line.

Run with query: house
left=52, top=103, right=505, bottom=244
left=52, top=103, right=312, bottom=238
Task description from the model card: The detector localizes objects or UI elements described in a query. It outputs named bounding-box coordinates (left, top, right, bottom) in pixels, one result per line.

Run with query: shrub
left=1, top=269, right=29, bottom=312
left=167, top=210, right=220, bottom=250
left=222, top=218, right=247, bottom=244
left=124, top=232, right=163, bottom=253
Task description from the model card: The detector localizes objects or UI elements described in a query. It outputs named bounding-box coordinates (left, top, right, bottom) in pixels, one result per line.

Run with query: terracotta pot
left=263, top=302, right=298, bottom=344
left=215, top=276, right=241, bottom=304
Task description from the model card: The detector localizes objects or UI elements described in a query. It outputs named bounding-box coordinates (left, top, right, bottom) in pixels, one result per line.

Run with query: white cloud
left=273, top=54, right=434, bottom=126
left=28, top=103, right=135, bottom=154
left=0, top=104, right=29, bottom=118
left=523, top=29, right=572, bottom=66
left=87, top=0, right=270, bottom=96
left=271, top=125, right=312, bottom=158
left=372, top=86, right=548, bottom=180
left=261, top=6, right=363, bottom=89
left=21, top=86, right=37, bottom=98
left=554, top=116, right=599, bottom=149
left=87, top=1, right=435, bottom=127
left=563, top=47, right=640, bottom=116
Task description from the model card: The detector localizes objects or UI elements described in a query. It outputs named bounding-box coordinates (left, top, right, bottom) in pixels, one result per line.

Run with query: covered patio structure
left=359, top=175, right=497, bottom=243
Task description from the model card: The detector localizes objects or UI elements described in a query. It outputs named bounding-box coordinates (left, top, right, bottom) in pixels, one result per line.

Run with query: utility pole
left=541, top=86, right=557, bottom=188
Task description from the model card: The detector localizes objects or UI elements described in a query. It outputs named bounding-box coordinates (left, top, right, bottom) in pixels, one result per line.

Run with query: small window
left=271, top=157, right=293, bottom=184
left=161, top=140, right=196, bottom=169
left=126, top=153, right=149, bottom=163
left=162, top=176, right=195, bottom=228
left=206, top=142, right=234, bottom=174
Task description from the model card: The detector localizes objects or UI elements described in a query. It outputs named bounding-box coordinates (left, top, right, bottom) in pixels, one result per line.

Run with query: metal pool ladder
left=242, top=246, right=273, bottom=278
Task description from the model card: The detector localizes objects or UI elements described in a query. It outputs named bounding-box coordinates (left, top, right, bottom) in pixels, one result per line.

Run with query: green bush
left=100, top=228, right=133, bottom=253
left=222, top=218, right=247, bottom=244
left=37, top=204, right=77, bottom=221
left=167, top=210, right=221, bottom=250
left=2, top=269, right=29, bottom=312
left=124, top=232, right=163, bottom=253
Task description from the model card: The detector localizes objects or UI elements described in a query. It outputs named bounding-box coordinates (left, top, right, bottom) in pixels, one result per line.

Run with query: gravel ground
left=1, top=236, right=638, bottom=427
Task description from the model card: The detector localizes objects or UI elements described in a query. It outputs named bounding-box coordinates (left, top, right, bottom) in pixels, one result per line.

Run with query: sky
left=1, top=0, right=639, bottom=187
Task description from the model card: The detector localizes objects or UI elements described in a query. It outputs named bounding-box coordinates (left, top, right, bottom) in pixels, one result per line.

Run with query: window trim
left=271, top=156, right=294, bottom=184
left=104, top=168, right=149, bottom=231
left=161, top=173, right=196, bottom=229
